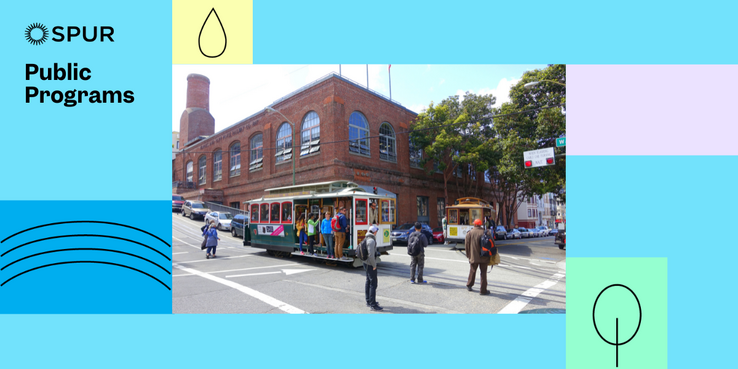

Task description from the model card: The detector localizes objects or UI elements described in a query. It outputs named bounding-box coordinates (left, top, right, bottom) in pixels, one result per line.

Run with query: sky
left=171, top=64, right=548, bottom=133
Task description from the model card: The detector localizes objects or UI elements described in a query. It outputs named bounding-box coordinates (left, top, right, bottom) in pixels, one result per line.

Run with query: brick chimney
left=179, top=73, right=215, bottom=146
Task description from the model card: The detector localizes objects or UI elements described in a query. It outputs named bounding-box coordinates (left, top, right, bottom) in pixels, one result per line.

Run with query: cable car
left=244, top=181, right=396, bottom=267
left=445, top=197, right=495, bottom=248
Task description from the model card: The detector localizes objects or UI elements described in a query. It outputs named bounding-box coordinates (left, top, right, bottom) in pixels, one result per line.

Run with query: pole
left=388, top=64, right=392, bottom=101
left=366, top=64, right=369, bottom=89
left=292, top=120, right=295, bottom=185
left=339, top=64, right=341, bottom=77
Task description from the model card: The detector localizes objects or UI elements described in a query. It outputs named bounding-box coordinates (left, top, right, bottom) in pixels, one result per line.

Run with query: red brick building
left=172, top=73, right=517, bottom=228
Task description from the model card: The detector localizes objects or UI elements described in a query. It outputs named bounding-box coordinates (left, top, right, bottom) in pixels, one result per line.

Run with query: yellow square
left=173, top=0, right=253, bottom=64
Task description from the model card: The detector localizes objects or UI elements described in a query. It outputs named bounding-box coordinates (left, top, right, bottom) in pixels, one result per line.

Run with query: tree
left=410, top=92, right=496, bottom=202
left=486, top=64, right=566, bottom=226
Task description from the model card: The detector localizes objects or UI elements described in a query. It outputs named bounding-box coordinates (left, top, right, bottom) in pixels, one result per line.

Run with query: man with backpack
left=407, top=222, right=428, bottom=284
left=361, top=225, right=382, bottom=311
left=464, top=218, right=492, bottom=295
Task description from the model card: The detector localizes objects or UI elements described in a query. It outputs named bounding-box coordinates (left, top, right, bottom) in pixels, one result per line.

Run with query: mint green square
left=567, top=258, right=667, bottom=369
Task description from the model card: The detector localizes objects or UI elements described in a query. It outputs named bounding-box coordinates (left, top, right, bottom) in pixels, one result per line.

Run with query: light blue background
left=569, top=156, right=738, bottom=367
left=2, top=0, right=734, bottom=368
left=0, top=2, right=171, bottom=201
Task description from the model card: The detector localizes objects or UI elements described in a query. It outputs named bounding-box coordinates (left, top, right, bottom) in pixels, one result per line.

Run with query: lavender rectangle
left=568, top=65, right=738, bottom=155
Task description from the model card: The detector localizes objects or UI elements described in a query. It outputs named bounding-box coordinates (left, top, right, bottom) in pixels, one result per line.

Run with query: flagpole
left=366, top=64, right=369, bottom=89
left=388, top=64, right=392, bottom=101
left=339, top=64, right=341, bottom=77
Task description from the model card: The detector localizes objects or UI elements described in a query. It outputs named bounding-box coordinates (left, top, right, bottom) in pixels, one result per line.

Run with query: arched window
left=409, top=137, right=422, bottom=168
left=300, top=111, right=320, bottom=156
left=186, top=161, right=193, bottom=183
left=249, top=135, right=263, bottom=171
left=379, top=122, right=396, bottom=162
left=275, top=123, right=292, bottom=163
left=229, top=143, right=240, bottom=177
left=198, top=155, right=207, bottom=185
left=213, top=150, right=222, bottom=181
left=349, top=112, right=370, bottom=156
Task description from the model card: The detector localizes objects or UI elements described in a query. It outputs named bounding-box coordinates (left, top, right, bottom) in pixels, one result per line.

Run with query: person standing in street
left=334, top=207, right=348, bottom=260
left=296, top=214, right=307, bottom=255
left=321, top=211, right=335, bottom=259
left=363, top=225, right=382, bottom=311
left=442, top=216, right=448, bottom=245
left=408, top=222, right=428, bottom=284
left=203, top=220, right=220, bottom=259
left=465, top=218, right=491, bottom=295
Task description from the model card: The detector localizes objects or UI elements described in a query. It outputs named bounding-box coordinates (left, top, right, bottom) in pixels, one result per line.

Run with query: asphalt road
left=172, top=213, right=566, bottom=314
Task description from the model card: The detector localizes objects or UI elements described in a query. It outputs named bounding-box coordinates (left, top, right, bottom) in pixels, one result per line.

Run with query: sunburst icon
left=25, top=23, right=48, bottom=45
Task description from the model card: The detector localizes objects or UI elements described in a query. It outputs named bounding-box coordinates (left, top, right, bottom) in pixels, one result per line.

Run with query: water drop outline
left=198, top=8, right=227, bottom=58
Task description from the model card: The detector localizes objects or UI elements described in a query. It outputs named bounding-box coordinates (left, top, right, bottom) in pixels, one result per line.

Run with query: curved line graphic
left=1, top=221, right=171, bottom=247
left=1, top=248, right=171, bottom=275
left=198, top=8, right=227, bottom=58
left=1, top=235, right=171, bottom=261
left=1, top=261, right=171, bottom=290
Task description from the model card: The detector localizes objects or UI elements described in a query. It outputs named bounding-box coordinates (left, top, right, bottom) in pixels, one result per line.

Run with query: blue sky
left=172, top=64, right=548, bottom=133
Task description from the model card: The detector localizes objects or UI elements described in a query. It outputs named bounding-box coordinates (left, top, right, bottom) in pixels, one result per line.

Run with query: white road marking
left=173, top=252, right=189, bottom=255
left=497, top=272, right=566, bottom=314
left=172, top=236, right=201, bottom=250
left=287, top=280, right=463, bottom=314
left=227, top=271, right=281, bottom=278
left=173, top=263, right=307, bottom=314
left=172, top=263, right=296, bottom=277
left=173, top=254, right=252, bottom=264
left=283, top=269, right=316, bottom=275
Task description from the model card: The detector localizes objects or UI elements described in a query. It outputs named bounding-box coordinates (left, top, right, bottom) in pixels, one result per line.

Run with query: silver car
left=518, top=228, right=531, bottom=238
left=536, top=226, right=550, bottom=237
left=205, top=211, right=234, bottom=231
left=507, top=228, right=522, bottom=239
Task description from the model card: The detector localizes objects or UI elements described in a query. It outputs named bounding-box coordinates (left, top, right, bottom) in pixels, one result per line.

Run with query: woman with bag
left=203, top=220, right=220, bottom=259
left=296, top=214, right=307, bottom=255
left=307, top=213, right=319, bottom=256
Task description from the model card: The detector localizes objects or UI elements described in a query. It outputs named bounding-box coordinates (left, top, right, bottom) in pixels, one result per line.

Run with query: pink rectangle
left=568, top=65, right=738, bottom=155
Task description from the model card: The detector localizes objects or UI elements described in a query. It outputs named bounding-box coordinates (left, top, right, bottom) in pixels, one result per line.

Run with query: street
left=172, top=213, right=565, bottom=314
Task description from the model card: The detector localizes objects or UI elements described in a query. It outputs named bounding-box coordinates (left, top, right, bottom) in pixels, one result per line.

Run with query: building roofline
left=181, top=73, right=418, bottom=151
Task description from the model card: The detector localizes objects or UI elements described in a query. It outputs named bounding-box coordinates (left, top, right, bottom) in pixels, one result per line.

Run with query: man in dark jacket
left=465, top=218, right=492, bottom=295
left=363, top=225, right=382, bottom=311
left=335, top=207, right=349, bottom=260
left=407, top=222, right=428, bottom=284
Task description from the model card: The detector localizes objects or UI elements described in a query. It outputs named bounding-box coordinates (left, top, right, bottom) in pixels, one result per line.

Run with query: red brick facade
left=173, top=74, right=516, bottom=228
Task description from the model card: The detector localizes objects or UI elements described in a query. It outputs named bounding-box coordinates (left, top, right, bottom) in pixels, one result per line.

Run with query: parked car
left=172, top=194, right=185, bottom=212
left=530, top=228, right=540, bottom=237
left=536, top=226, right=550, bottom=237
left=391, top=223, right=433, bottom=245
left=507, top=228, right=522, bottom=239
left=518, top=227, right=531, bottom=238
left=432, top=227, right=445, bottom=244
left=494, top=226, right=508, bottom=240
left=555, top=228, right=566, bottom=249
left=205, top=211, right=234, bottom=231
left=230, top=214, right=249, bottom=238
left=182, top=201, right=210, bottom=220
left=549, top=228, right=559, bottom=236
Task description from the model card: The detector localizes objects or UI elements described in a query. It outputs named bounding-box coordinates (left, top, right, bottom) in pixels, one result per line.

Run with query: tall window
left=379, top=122, right=396, bottom=162
left=198, top=156, right=206, bottom=185
left=275, top=123, right=292, bottom=163
left=409, top=138, right=422, bottom=168
left=249, top=134, right=263, bottom=171
left=349, top=112, right=370, bottom=156
left=437, top=198, right=445, bottom=225
left=417, top=196, right=429, bottom=217
left=213, top=150, right=222, bottom=181
left=186, top=161, right=193, bottom=183
left=300, top=111, right=320, bottom=156
left=229, top=143, right=240, bottom=177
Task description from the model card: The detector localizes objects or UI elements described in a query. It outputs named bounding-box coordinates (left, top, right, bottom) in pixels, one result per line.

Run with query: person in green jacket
left=307, top=213, right=319, bottom=256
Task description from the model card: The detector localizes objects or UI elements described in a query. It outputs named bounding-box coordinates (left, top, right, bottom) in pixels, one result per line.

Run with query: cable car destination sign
left=523, top=147, right=555, bottom=168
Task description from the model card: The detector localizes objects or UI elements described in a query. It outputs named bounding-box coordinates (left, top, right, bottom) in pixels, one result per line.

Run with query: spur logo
left=25, top=23, right=114, bottom=45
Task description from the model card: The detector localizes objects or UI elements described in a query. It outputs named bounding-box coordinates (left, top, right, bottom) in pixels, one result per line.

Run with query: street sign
left=556, top=137, right=566, bottom=147
left=523, top=147, right=555, bottom=168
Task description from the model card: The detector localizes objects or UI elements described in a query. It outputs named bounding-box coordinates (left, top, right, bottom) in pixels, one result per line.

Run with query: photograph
left=170, top=64, right=566, bottom=314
